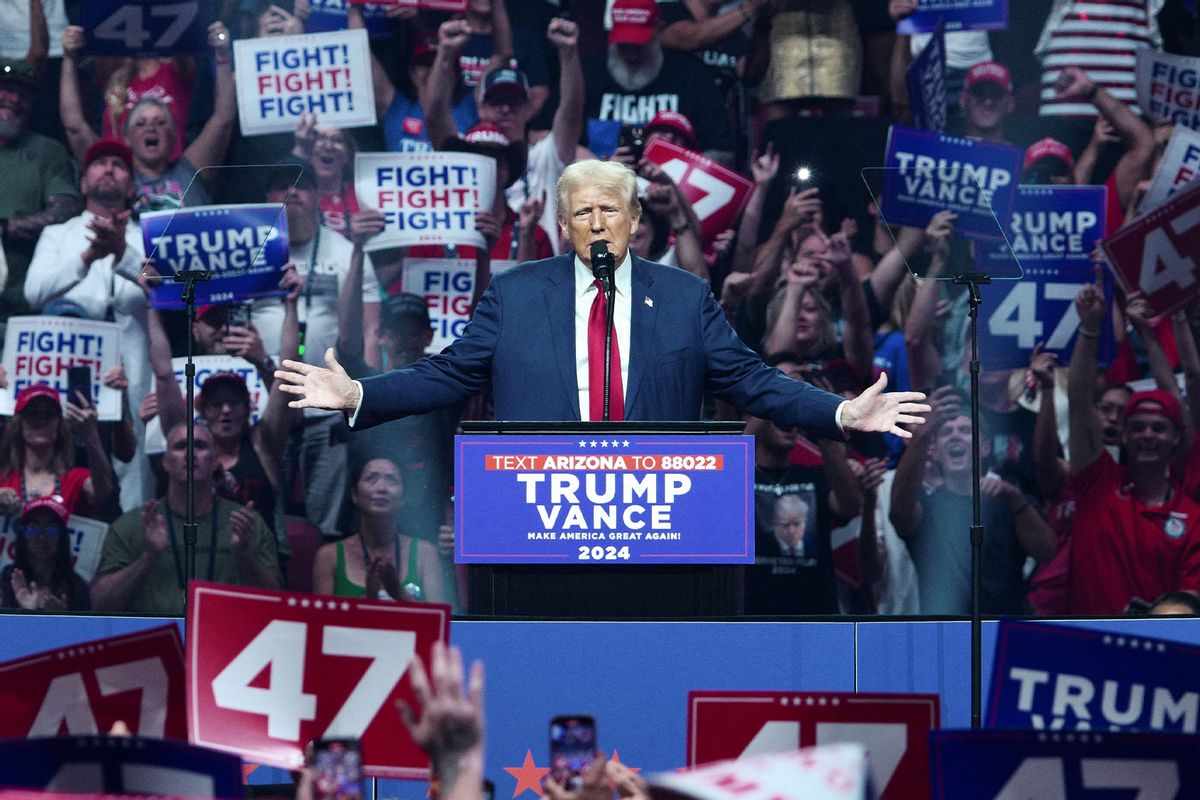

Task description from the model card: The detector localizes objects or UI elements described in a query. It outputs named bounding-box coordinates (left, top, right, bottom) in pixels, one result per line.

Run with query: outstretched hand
left=396, top=641, right=484, bottom=782
left=275, top=348, right=360, bottom=412
left=839, top=372, right=930, bottom=438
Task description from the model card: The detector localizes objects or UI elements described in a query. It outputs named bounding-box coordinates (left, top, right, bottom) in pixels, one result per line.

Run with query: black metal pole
left=603, top=277, right=616, bottom=422
left=954, top=272, right=989, bottom=730
left=174, top=269, right=211, bottom=609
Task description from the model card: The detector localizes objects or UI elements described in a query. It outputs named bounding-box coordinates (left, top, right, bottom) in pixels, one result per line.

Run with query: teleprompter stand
left=461, top=421, right=744, bottom=618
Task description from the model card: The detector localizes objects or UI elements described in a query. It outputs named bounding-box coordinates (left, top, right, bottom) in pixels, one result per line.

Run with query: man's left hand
left=839, top=372, right=930, bottom=438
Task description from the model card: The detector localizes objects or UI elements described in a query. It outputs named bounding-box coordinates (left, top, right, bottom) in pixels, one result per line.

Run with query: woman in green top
left=312, top=455, right=446, bottom=604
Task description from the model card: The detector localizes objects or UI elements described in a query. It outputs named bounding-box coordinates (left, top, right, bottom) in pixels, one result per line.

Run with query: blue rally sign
left=882, top=125, right=1022, bottom=240
left=897, top=0, right=1008, bottom=34
left=988, top=620, right=1200, bottom=734
left=306, top=0, right=393, bottom=38
left=931, top=729, right=1200, bottom=798
left=455, top=434, right=754, bottom=564
left=141, top=204, right=289, bottom=309
left=977, top=186, right=1114, bottom=369
left=906, top=23, right=946, bottom=133
left=83, top=0, right=213, bottom=56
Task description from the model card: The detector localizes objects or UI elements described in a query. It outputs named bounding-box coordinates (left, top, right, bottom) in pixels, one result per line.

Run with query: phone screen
left=313, top=739, right=363, bottom=800
left=66, top=365, right=92, bottom=407
left=549, top=715, right=596, bottom=789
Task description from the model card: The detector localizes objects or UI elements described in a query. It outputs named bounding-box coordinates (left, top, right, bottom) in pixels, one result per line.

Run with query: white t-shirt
left=507, top=133, right=566, bottom=255
left=910, top=31, right=992, bottom=71
left=0, top=0, right=68, bottom=59
left=250, top=225, right=380, bottom=372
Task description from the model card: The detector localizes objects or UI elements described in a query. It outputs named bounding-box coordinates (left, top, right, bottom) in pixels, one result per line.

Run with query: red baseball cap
left=20, top=495, right=69, bottom=526
left=646, top=110, right=698, bottom=149
left=1125, top=389, right=1183, bottom=428
left=610, top=0, right=660, bottom=45
left=14, top=383, right=60, bottom=414
left=84, top=138, right=134, bottom=171
left=1024, top=137, right=1074, bottom=171
left=964, top=61, right=1012, bottom=94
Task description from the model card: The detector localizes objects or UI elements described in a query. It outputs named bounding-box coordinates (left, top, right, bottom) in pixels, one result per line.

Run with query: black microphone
left=590, top=241, right=615, bottom=285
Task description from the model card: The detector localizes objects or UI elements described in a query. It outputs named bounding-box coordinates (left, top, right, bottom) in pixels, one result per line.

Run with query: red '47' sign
left=0, top=624, right=185, bottom=740
left=186, top=582, right=450, bottom=778
left=1102, top=179, right=1200, bottom=320
left=643, top=139, right=753, bottom=258
left=687, top=691, right=939, bottom=800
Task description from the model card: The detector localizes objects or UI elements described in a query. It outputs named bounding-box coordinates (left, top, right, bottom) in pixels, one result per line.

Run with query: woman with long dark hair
left=0, top=384, right=113, bottom=517
left=0, top=496, right=90, bottom=611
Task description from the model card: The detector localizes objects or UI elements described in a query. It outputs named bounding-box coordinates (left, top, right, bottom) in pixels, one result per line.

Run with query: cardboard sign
left=905, top=24, right=946, bottom=132
left=0, top=625, right=186, bottom=740
left=1144, top=125, right=1200, bottom=210
left=455, top=435, right=754, bottom=564
left=896, top=0, right=1007, bottom=33
left=881, top=125, right=1022, bottom=241
left=687, top=691, right=938, bottom=799
left=234, top=29, right=376, bottom=136
left=186, top=581, right=450, bottom=777
left=1136, top=48, right=1200, bottom=129
left=977, top=186, right=1112, bottom=369
left=82, top=0, right=213, bottom=56
left=650, top=744, right=869, bottom=800
left=931, top=729, right=1200, bottom=799
left=642, top=140, right=754, bottom=258
left=354, top=151, right=497, bottom=250
left=0, top=737, right=242, bottom=798
left=0, top=512, right=108, bottom=583
left=305, top=0, right=393, bottom=37
left=141, top=204, right=289, bottom=309
left=0, top=316, right=123, bottom=420
left=988, top=620, right=1200, bottom=733
left=400, top=258, right=516, bottom=353
left=1102, top=179, right=1200, bottom=320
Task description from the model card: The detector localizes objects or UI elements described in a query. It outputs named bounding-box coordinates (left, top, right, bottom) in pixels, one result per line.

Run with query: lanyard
left=164, top=496, right=220, bottom=589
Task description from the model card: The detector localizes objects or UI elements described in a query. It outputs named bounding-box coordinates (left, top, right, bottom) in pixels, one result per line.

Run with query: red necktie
left=588, top=279, right=624, bottom=421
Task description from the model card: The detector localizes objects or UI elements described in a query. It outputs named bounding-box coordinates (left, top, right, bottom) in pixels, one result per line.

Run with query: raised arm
left=147, top=300, right=187, bottom=436
left=903, top=211, right=954, bottom=390
left=869, top=224, right=926, bottom=315
left=337, top=209, right=385, bottom=367
left=818, top=433, right=863, bottom=521
left=661, top=0, right=767, bottom=51
left=749, top=187, right=820, bottom=304
left=889, top=384, right=955, bottom=537
left=829, top=220, right=874, bottom=382
left=762, top=258, right=817, bottom=358
left=58, top=26, right=99, bottom=163
left=1067, top=268, right=1108, bottom=474
left=856, top=457, right=889, bottom=585
left=547, top=18, right=583, bottom=169
left=347, top=4, right=398, bottom=117
left=26, top=0, right=48, bottom=71
left=183, top=22, right=235, bottom=172
left=422, top=19, right=472, bottom=151
left=1028, top=342, right=1069, bottom=502
left=256, top=268, right=304, bottom=458
left=733, top=145, right=779, bottom=274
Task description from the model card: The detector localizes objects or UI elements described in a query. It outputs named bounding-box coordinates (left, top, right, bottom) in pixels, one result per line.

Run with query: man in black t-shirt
left=583, top=0, right=734, bottom=161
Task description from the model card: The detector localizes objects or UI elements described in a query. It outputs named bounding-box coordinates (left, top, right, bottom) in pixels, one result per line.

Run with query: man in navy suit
left=276, top=160, right=928, bottom=439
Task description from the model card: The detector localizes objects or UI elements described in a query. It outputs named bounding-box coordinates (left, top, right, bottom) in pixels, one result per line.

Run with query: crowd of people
left=1, top=0, right=1200, bottom=618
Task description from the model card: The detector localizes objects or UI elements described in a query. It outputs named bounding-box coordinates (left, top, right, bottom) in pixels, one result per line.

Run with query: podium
left=458, top=421, right=749, bottom=618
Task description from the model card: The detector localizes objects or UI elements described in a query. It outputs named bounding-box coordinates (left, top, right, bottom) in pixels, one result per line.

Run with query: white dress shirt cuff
left=835, top=400, right=847, bottom=435
left=347, top=380, right=365, bottom=428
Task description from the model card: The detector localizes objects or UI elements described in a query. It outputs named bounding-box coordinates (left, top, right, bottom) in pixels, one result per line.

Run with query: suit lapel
left=625, top=256, right=656, bottom=415
left=543, top=255, right=581, bottom=420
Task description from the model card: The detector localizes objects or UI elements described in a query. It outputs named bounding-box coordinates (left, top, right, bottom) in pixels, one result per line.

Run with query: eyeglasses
left=315, top=134, right=348, bottom=148
left=17, top=523, right=67, bottom=538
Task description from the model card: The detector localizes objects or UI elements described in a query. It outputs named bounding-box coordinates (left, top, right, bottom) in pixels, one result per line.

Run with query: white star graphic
left=590, top=440, right=598, bottom=448
left=601, top=440, right=609, bottom=448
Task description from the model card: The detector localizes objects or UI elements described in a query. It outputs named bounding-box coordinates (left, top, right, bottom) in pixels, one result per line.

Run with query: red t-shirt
left=102, top=61, right=191, bottom=161
left=0, top=467, right=92, bottom=516
left=1067, top=452, right=1200, bottom=614
left=319, top=184, right=360, bottom=239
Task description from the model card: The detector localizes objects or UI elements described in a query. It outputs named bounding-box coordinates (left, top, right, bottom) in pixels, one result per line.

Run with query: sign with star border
left=454, top=434, right=754, bottom=564
left=686, top=691, right=939, bottom=800
left=186, top=581, right=450, bottom=777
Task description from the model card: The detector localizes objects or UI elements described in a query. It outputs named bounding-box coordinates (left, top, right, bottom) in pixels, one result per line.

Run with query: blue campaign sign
left=906, top=23, right=946, bottom=133
left=897, top=0, right=1008, bottom=34
left=455, top=434, right=754, bottom=564
left=83, top=0, right=213, bottom=56
left=307, top=0, right=393, bottom=38
left=0, top=735, right=243, bottom=798
left=882, top=125, right=1022, bottom=240
left=977, top=186, right=1115, bottom=369
left=988, top=620, right=1200, bottom=733
left=141, top=204, right=290, bottom=310
left=931, top=729, right=1200, bottom=798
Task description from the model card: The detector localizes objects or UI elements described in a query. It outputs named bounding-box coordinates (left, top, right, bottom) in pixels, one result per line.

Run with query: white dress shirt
left=575, top=251, right=631, bottom=421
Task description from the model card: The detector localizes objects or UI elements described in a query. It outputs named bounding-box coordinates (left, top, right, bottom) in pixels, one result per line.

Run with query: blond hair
left=556, top=159, right=641, bottom=224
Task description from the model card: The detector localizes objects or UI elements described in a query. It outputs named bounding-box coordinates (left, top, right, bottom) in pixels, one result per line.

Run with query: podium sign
left=455, top=434, right=753, bottom=564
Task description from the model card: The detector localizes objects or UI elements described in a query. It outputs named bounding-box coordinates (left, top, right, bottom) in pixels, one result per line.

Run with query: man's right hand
left=437, top=19, right=471, bottom=54
left=276, top=348, right=360, bottom=412
left=142, top=500, right=169, bottom=556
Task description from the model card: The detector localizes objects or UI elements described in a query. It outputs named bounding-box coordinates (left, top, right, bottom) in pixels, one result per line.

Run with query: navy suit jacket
left=355, top=253, right=844, bottom=437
